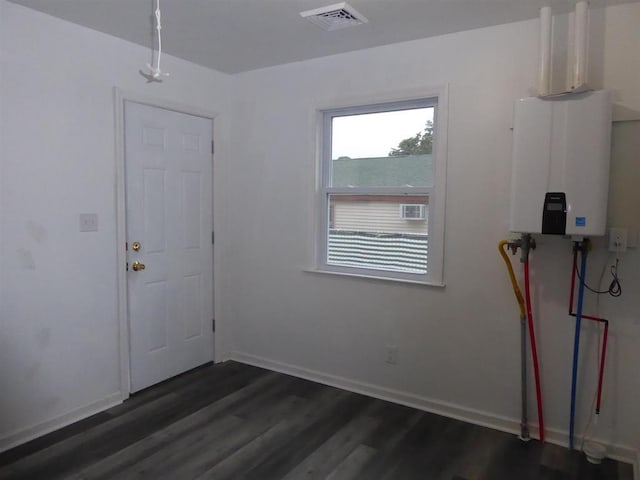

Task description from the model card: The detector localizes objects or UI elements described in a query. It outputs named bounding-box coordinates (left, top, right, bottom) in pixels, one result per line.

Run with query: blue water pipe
left=569, top=244, right=588, bottom=450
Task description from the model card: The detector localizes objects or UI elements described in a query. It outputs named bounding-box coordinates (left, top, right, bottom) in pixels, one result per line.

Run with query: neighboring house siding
left=333, top=200, right=429, bottom=235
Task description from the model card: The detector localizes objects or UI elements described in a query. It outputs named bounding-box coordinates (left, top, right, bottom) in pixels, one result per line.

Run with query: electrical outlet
left=385, top=345, right=398, bottom=365
left=608, top=227, right=627, bottom=252
left=79, top=213, right=98, bottom=232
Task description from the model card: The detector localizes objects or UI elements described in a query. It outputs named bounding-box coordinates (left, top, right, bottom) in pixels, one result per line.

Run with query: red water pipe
left=567, top=246, right=609, bottom=415
left=566, top=311, right=608, bottom=415
left=596, top=322, right=609, bottom=414
left=524, top=259, right=545, bottom=442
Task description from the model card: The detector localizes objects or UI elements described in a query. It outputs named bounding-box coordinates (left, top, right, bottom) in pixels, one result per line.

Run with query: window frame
left=316, top=88, right=448, bottom=286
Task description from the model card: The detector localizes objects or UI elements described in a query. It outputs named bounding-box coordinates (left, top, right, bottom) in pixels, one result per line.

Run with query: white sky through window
left=332, top=108, right=434, bottom=159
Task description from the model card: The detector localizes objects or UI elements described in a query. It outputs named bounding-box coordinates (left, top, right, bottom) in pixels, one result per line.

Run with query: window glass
left=327, top=195, right=429, bottom=274
left=330, top=108, right=434, bottom=188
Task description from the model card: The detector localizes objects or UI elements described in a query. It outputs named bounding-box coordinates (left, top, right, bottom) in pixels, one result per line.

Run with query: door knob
left=131, top=261, right=146, bottom=272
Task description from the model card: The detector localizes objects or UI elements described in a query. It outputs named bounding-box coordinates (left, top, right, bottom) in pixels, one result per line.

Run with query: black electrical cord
left=575, top=258, right=622, bottom=297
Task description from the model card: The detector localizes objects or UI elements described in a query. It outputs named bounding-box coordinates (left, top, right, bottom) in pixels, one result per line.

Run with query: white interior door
left=125, top=101, right=213, bottom=393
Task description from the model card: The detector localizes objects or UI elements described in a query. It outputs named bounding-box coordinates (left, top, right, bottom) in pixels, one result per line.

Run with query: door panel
left=143, top=169, right=167, bottom=253
left=125, top=101, right=213, bottom=393
left=182, top=172, right=202, bottom=248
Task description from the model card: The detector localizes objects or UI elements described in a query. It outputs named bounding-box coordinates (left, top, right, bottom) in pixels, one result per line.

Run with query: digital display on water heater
left=542, top=192, right=567, bottom=235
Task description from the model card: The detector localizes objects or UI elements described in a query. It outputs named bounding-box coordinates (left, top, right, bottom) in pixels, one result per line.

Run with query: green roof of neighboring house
left=332, top=155, right=432, bottom=188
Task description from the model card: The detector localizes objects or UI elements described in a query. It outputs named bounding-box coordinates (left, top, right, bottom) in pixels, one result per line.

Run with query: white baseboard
left=0, top=392, right=123, bottom=454
left=230, top=351, right=636, bottom=466
left=216, top=350, right=233, bottom=363
left=540, top=427, right=635, bottom=467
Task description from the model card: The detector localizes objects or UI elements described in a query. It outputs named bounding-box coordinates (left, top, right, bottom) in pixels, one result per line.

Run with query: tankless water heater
left=509, top=90, right=612, bottom=236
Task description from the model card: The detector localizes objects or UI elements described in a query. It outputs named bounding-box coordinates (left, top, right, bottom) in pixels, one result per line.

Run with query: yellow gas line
left=498, top=240, right=525, bottom=317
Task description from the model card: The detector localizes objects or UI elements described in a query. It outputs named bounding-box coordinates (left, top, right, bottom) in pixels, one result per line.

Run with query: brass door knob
left=131, top=261, right=146, bottom=272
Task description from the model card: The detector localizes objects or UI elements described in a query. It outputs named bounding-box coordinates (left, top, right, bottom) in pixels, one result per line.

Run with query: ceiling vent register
left=300, top=2, right=368, bottom=31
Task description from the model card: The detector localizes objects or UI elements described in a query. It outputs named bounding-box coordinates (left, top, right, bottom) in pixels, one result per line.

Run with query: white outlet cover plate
left=608, top=227, right=627, bottom=252
left=79, top=213, right=98, bottom=232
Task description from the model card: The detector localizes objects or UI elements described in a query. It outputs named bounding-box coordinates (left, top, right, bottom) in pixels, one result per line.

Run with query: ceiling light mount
left=300, top=2, right=368, bottom=31
left=140, top=0, right=170, bottom=83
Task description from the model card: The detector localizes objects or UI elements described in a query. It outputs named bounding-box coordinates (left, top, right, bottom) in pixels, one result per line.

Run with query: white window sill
left=303, top=268, right=445, bottom=287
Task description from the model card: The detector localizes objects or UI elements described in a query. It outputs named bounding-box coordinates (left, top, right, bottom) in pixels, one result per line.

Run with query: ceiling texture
left=9, top=0, right=640, bottom=74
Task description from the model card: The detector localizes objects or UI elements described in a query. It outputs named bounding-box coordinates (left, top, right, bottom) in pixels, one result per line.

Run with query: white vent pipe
left=538, top=2, right=590, bottom=96
left=572, top=1, right=589, bottom=89
left=538, top=6, right=552, bottom=96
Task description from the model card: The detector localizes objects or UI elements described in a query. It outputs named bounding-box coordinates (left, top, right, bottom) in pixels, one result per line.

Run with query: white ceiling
left=9, top=0, right=640, bottom=74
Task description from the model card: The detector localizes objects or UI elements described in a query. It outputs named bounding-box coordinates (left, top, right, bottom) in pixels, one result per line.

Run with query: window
left=318, top=93, right=447, bottom=284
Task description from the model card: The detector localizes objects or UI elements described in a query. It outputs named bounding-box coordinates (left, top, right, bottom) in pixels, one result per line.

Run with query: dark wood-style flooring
left=0, top=361, right=633, bottom=479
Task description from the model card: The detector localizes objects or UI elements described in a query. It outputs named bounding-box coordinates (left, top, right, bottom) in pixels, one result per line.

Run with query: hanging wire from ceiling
left=140, top=0, right=169, bottom=83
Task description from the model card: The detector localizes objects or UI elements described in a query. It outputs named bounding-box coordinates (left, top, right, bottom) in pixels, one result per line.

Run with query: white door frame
left=113, top=87, right=218, bottom=400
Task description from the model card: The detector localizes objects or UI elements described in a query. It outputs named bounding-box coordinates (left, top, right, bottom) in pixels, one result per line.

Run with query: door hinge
left=211, top=231, right=215, bottom=245
left=211, top=140, right=215, bottom=155
left=212, top=318, right=216, bottom=332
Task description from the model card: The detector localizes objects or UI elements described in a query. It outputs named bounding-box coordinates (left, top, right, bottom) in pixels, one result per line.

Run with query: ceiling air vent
left=300, top=2, right=368, bottom=31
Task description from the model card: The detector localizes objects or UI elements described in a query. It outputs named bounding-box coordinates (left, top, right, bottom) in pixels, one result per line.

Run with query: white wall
left=0, top=1, right=232, bottom=450
left=226, top=3, right=640, bottom=460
